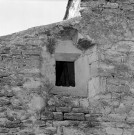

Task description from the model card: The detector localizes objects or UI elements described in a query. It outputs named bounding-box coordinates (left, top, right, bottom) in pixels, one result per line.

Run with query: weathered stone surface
left=34, top=120, right=46, bottom=127
left=47, top=106, right=56, bottom=112
left=41, top=111, right=53, bottom=120
left=0, top=107, right=6, bottom=112
left=88, top=77, right=106, bottom=98
left=72, top=108, right=89, bottom=113
left=88, top=46, right=98, bottom=64
left=47, top=98, right=56, bottom=106
left=85, top=114, right=91, bottom=121
left=45, top=127, right=57, bottom=135
left=0, top=118, right=8, bottom=125
left=23, top=79, right=41, bottom=89
left=79, top=98, right=89, bottom=108
left=29, top=95, right=45, bottom=112
left=53, top=112, right=63, bottom=121
left=126, top=116, right=134, bottom=124
left=19, top=131, right=36, bottom=135
left=0, top=98, right=10, bottom=106
left=63, top=127, right=85, bottom=135
left=0, top=128, right=9, bottom=133
left=45, top=120, right=53, bottom=127
left=53, top=121, right=71, bottom=127
left=64, top=113, right=85, bottom=121
left=105, top=127, right=123, bottom=135
left=56, top=107, right=71, bottom=112
left=114, top=104, right=132, bottom=114
left=104, top=2, right=119, bottom=8
left=108, top=114, right=127, bottom=122
left=23, top=119, right=34, bottom=127
left=5, top=120, right=22, bottom=128
left=71, top=98, right=80, bottom=107
left=1, top=0, right=134, bottom=134
left=90, top=61, right=99, bottom=78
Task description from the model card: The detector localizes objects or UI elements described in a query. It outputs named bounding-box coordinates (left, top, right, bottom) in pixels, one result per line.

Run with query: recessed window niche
left=56, top=61, right=75, bottom=87
left=49, top=40, right=89, bottom=97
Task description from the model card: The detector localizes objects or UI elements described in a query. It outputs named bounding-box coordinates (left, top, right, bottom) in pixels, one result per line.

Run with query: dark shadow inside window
left=56, top=61, right=75, bottom=87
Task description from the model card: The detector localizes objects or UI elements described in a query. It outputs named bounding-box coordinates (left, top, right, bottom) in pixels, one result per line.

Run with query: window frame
left=55, top=60, right=75, bottom=87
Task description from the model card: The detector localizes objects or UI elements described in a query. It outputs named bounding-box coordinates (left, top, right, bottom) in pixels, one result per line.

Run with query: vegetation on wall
left=57, top=26, right=78, bottom=40
left=46, top=36, right=56, bottom=54
left=77, top=38, right=95, bottom=51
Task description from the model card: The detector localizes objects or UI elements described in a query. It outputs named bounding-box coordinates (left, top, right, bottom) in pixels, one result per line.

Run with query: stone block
left=41, top=111, right=53, bottom=120
left=20, top=68, right=40, bottom=74
left=5, top=120, right=22, bottom=128
left=88, top=76, right=106, bottom=98
left=47, top=98, right=56, bottom=106
left=29, top=95, right=45, bottom=112
left=0, top=118, right=8, bottom=125
left=126, top=11, right=134, bottom=19
left=22, top=48, right=41, bottom=56
left=11, top=48, right=22, bottom=55
left=64, top=113, right=85, bottom=121
left=56, top=107, right=71, bottom=112
left=123, top=130, right=131, bottom=135
left=99, top=62, right=115, bottom=74
left=79, top=98, right=89, bottom=108
left=0, top=107, right=6, bottom=112
left=0, top=128, right=9, bottom=133
left=45, top=127, right=57, bottom=135
left=49, top=96, right=66, bottom=107
left=0, top=112, right=6, bottom=118
left=104, top=2, right=119, bottom=8
left=78, top=121, right=90, bottom=128
left=0, top=93, right=5, bottom=97
left=109, top=100, right=120, bottom=108
left=108, top=113, right=126, bottom=122
left=0, top=98, right=10, bottom=106
left=23, top=79, right=41, bottom=89
left=72, top=108, right=89, bottom=113
left=104, top=106, right=111, bottom=115
left=19, top=131, right=35, bottom=135
left=34, top=120, right=46, bottom=127
left=4, top=91, right=14, bottom=97
left=71, top=98, right=80, bottom=107
left=53, top=112, right=63, bottom=121
left=105, top=127, right=123, bottom=135
left=85, top=114, right=101, bottom=128
left=88, top=49, right=98, bottom=64
left=99, top=93, right=112, bottom=100
left=45, top=120, right=53, bottom=127
left=114, top=104, right=132, bottom=114
left=126, top=116, right=134, bottom=124
left=90, top=61, right=99, bottom=78
left=53, top=121, right=71, bottom=127
left=47, top=106, right=56, bottom=112
left=85, top=114, right=91, bottom=121
left=63, top=127, right=85, bottom=135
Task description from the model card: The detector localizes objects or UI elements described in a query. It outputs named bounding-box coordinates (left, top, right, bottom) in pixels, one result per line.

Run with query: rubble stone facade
left=0, top=0, right=134, bottom=134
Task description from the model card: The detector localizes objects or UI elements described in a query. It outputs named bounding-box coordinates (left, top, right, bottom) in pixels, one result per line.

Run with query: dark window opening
left=56, top=61, right=75, bottom=87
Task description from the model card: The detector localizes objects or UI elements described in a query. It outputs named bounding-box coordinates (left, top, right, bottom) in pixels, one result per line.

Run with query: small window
left=56, top=61, right=75, bottom=87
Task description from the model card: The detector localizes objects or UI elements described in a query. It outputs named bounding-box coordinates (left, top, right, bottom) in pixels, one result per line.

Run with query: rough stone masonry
left=1, top=0, right=134, bottom=135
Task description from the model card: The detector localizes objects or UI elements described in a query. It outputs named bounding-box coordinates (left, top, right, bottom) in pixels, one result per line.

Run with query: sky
left=0, top=0, right=68, bottom=36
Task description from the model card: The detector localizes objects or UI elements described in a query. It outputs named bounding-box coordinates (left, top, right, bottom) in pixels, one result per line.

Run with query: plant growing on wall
left=46, top=36, right=56, bottom=54
left=57, top=26, right=78, bottom=40
left=77, top=38, right=95, bottom=51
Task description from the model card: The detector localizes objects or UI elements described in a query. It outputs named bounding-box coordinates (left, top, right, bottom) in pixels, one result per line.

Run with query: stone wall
left=78, top=0, right=134, bottom=134
left=1, top=0, right=134, bottom=134
left=0, top=20, right=94, bottom=135
left=0, top=34, right=47, bottom=134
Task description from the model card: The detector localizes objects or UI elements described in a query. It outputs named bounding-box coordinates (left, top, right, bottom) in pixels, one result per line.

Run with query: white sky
left=0, top=0, right=68, bottom=36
